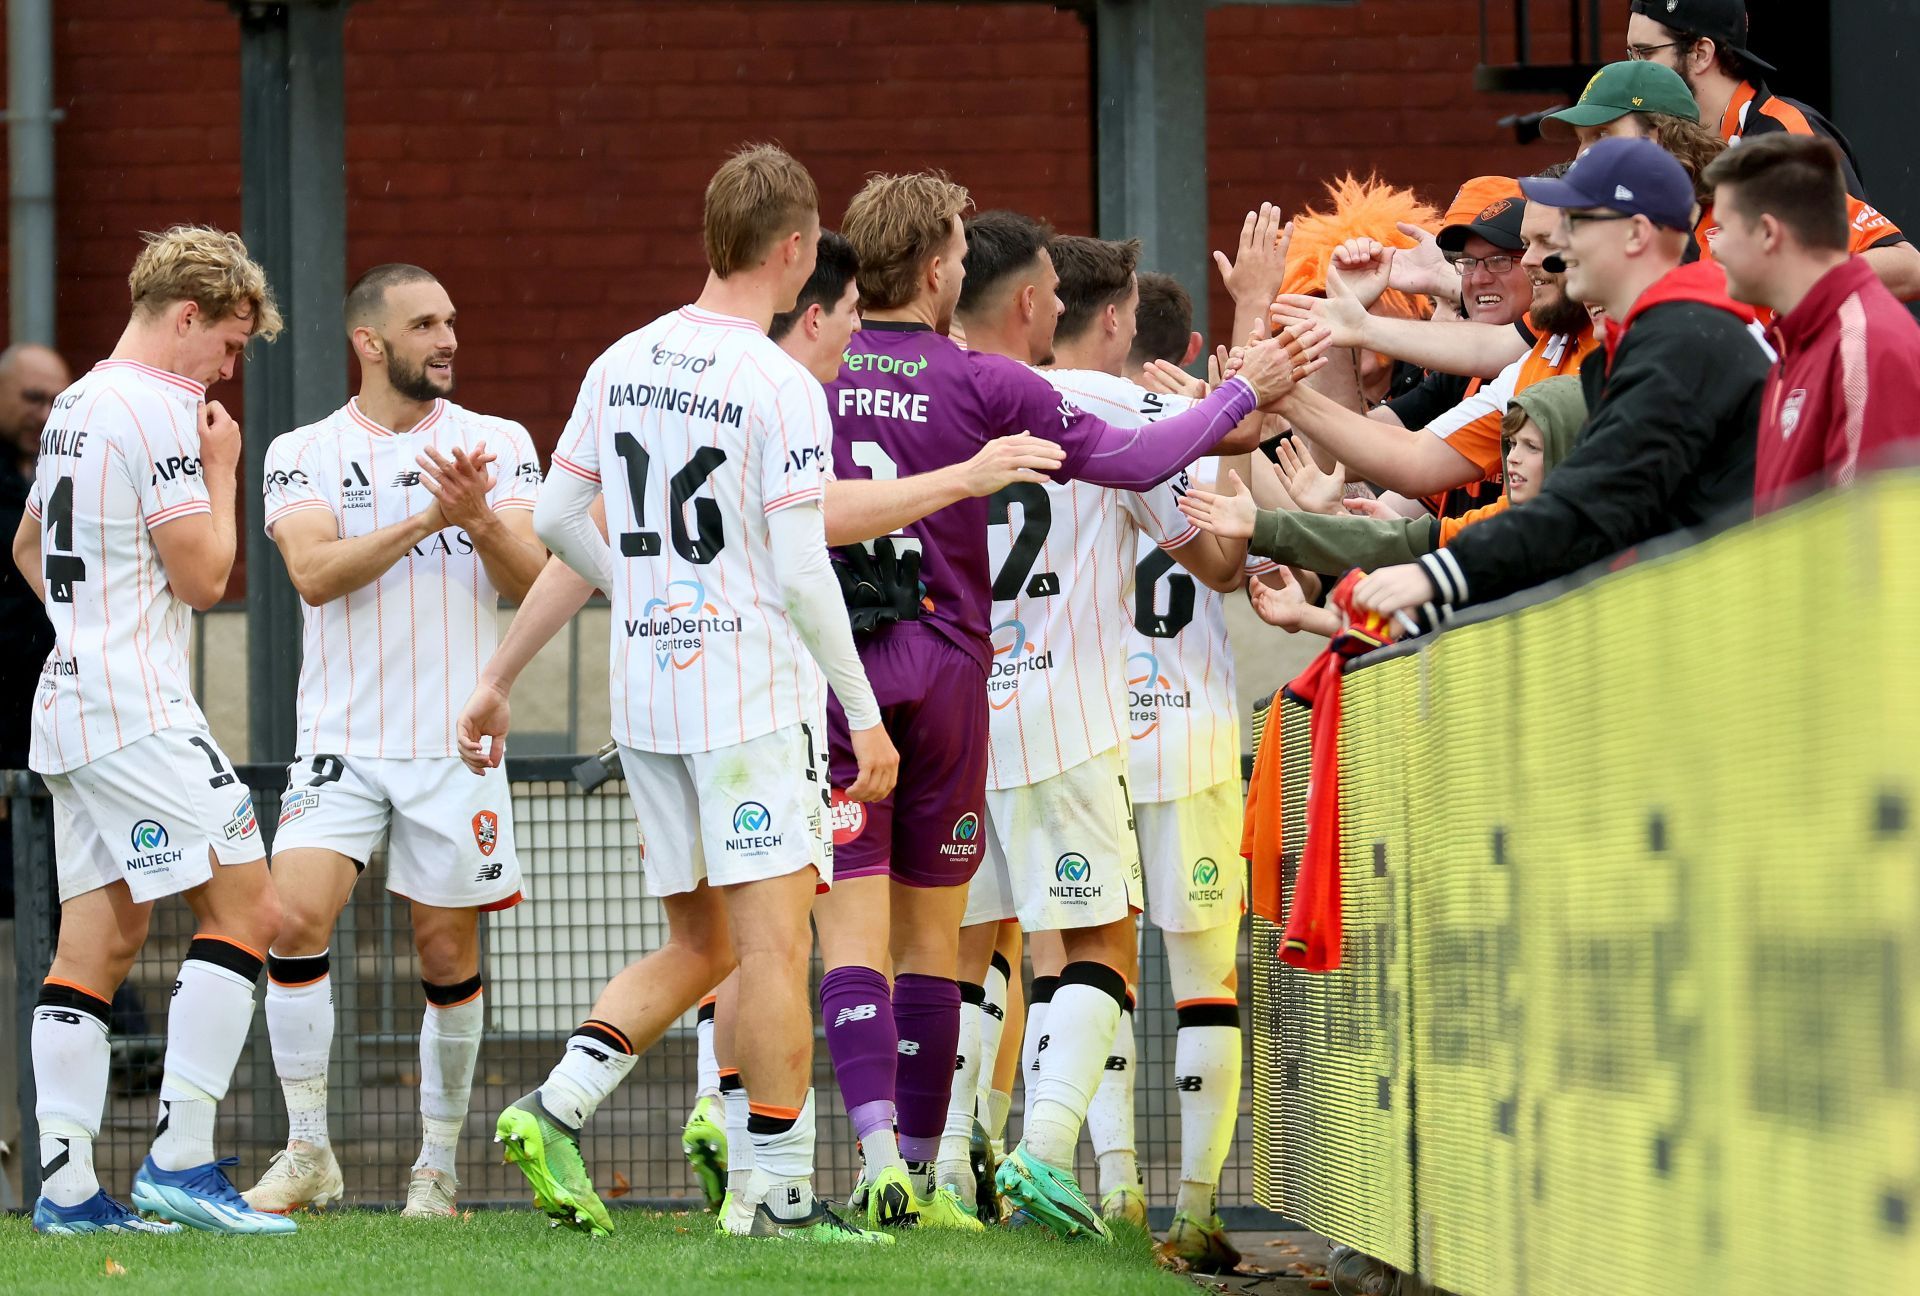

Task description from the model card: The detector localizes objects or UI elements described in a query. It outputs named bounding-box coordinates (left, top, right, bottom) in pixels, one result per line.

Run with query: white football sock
left=416, top=983, right=484, bottom=1175
left=152, top=938, right=261, bottom=1171
left=1022, top=963, right=1123, bottom=1169
left=540, top=1020, right=636, bottom=1131
left=973, top=955, right=1010, bottom=1113
left=936, top=981, right=986, bottom=1197
left=33, top=981, right=111, bottom=1207
left=1088, top=1001, right=1138, bottom=1196
left=748, top=1090, right=817, bottom=1221
left=984, top=1088, right=1012, bottom=1143
left=1168, top=924, right=1242, bottom=1203
left=266, top=951, right=333, bottom=1148
left=721, top=1075, right=754, bottom=1197
left=695, top=998, right=721, bottom=1100
left=1020, top=976, right=1056, bottom=1131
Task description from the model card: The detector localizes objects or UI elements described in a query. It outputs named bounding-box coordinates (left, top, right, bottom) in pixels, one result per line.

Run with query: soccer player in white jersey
left=462, top=145, right=898, bottom=1244
left=240, top=264, right=547, bottom=1217
left=1111, top=270, right=1259, bottom=1270
left=679, top=229, right=863, bottom=1213
left=14, top=226, right=294, bottom=1236
left=947, top=218, right=1261, bottom=1240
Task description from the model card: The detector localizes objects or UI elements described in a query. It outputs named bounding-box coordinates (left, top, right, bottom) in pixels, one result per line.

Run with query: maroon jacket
left=1757, top=257, right=1920, bottom=514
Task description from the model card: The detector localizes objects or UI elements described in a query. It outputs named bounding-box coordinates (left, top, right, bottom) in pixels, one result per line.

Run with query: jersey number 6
left=612, top=433, right=729, bottom=564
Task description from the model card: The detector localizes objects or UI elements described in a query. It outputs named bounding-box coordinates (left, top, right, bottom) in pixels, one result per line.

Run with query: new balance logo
left=983, top=1003, right=1005, bottom=1021
left=36, top=1008, right=83, bottom=1025
left=785, top=1187, right=803, bottom=1205
left=572, top=1044, right=609, bottom=1063
left=897, top=1039, right=921, bottom=1057
left=954, top=1055, right=967, bottom=1072
left=1104, top=1056, right=1128, bottom=1072
left=833, top=1003, right=878, bottom=1029
left=392, top=470, right=422, bottom=488
left=1175, top=1075, right=1204, bottom=1092
left=476, top=862, right=504, bottom=883
left=1033, top=1034, right=1051, bottom=1061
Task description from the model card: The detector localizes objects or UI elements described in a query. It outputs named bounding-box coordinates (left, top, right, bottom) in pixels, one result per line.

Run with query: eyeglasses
left=1626, top=41, right=1689, bottom=61
left=1446, top=254, right=1519, bottom=275
left=1562, top=211, right=1637, bottom=230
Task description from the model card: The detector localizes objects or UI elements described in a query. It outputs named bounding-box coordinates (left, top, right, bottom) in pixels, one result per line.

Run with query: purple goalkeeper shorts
left=826, top=625, right=988, bottom=888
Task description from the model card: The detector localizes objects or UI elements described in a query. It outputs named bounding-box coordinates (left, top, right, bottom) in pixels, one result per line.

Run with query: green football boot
left=495, top=1091, right=612, bottom=1237
left=1161, top=1210, right=1243, bottom=1272
left=680, top=1094, right=728, bottom=1211
left=994, top=1143, right=1110, bottom=1242
left=746, top=1196, right=896, bottom=1244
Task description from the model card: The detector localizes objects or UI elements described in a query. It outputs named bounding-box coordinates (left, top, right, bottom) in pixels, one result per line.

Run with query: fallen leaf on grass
left=1307, top=1280, right=1333, bottom=1291
left=103, top=1259, right=127, bottom=1277
left=606, top=1170, right=631, bottom=1199
left=1263, top=1240, right=1303, bottom=1253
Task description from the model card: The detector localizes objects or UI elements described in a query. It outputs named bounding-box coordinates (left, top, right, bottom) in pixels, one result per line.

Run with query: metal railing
left=5, top=754, right=1267, bottom=1224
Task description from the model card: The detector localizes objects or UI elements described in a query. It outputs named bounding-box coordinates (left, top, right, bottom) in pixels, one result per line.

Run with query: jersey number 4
left=42, top=477, right=88, bottom=603
left=612, top=433, right=728, bottom=564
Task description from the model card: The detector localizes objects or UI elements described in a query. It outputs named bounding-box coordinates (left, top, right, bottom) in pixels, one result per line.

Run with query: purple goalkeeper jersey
left=826, top=320, right=1256, bottom=674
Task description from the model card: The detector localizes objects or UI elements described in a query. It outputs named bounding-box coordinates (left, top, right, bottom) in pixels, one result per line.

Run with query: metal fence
left=5, top=755, right=1266, bottom=1225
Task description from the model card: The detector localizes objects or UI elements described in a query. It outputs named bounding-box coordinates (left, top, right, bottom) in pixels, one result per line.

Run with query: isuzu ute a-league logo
left=472, top=810, right=499, bottom=857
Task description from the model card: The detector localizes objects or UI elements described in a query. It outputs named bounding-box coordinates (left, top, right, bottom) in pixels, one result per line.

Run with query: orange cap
left=1442, top=176, right=1525, bottom=228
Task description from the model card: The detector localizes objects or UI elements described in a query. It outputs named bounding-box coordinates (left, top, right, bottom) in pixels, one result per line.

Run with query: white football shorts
left=272, top=754, right=523, bottom=910
left=1133, top=776, right=1247, bottom=932
left=615, top=720, right=831, bottom=897
left=963, top=744, right=1142, bottom=931
left=47, top=725, right=262, bottom=905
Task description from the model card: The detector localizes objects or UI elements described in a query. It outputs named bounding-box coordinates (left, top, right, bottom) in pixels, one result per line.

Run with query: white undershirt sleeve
left=767, top=502, right=882, bottom=731
left=532, top=463, right=614, bottom=589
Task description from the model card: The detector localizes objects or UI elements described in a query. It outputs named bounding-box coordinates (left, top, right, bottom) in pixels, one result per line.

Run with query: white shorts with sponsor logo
left=963, top=744, right=1142, bottom=931
left=1134, top=777, right=1247, bottom=932
left=46, top=726, right=263, bottom=905
left=272, top=754, right=523, bottom=910
left=615, top=720, right=830, bottom=898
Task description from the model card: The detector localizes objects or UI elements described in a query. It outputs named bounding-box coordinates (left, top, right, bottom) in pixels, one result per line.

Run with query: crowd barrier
left=4, top=755, right=1264, bottom=1221
left=1250, top=469, right=1920, bottom=1293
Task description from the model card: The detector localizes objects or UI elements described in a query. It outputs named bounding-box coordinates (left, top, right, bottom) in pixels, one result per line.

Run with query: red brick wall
left=1205, top=0, right=1633, bottom=341
left=2, top=0, right=1632, bottom=589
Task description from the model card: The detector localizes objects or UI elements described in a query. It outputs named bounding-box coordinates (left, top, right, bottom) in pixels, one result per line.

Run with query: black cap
left=1630, top=0, right=1775, bottom=75
left=1437, top=196, right=1527, bottom=255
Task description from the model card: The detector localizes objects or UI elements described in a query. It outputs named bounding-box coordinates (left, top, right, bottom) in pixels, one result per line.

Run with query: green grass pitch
left=0, top=1207, right=1197, bottom=1296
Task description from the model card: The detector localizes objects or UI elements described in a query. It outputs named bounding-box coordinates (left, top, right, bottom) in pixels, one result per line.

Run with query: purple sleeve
left=983, top=358, right=1259, bottom=491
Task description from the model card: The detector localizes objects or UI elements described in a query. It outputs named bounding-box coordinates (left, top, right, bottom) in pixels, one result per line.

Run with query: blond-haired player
left=241, top=263, right=547, bottom=1218
left=462, top=144, right=900, bottom=1244
left=15, top=226, right=293, bottom=1235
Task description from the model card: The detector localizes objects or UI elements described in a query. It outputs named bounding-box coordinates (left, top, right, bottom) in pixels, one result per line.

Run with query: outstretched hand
left=1176, top=468, right=1258, bottom=540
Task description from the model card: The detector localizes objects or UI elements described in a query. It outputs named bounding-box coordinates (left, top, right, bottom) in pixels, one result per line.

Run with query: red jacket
left=1757, top=257, right=1920, bottom=514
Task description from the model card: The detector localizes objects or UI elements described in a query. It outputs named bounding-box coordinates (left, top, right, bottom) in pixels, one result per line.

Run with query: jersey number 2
left=988, top=483, right=1060, bottom=600
left=612, top=434, right=728, bottom=564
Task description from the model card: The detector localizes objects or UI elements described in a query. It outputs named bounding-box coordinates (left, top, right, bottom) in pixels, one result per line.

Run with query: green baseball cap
left=1542, top=61, right=1699, bottom=139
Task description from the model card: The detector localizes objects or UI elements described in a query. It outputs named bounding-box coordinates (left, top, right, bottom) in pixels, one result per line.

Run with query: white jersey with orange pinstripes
left=261, top=397, right=542, bottom=759
left=1127, top=459, right=1274, bottom=803
left=552, top=304, right=832, bottom=755
left=984, top=367, right=1199, bottom=791
left=25, top=360, right=218, bottom=775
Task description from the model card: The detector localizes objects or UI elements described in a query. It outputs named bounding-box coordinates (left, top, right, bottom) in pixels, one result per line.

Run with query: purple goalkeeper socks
left=819, top=965, right=897, bottom=1140
left=892, top=973, right=962, bottom=1161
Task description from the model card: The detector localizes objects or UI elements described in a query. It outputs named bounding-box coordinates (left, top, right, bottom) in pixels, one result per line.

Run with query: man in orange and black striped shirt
left=1626, top=0, right=1920, bottom=299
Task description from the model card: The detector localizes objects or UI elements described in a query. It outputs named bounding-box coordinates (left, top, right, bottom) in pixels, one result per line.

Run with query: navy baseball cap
left=1519, top=137, right=1697, bottom=231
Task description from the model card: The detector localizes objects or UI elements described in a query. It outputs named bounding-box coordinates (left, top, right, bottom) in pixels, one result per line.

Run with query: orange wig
left=1281, top=175, right=1442, bottom=322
